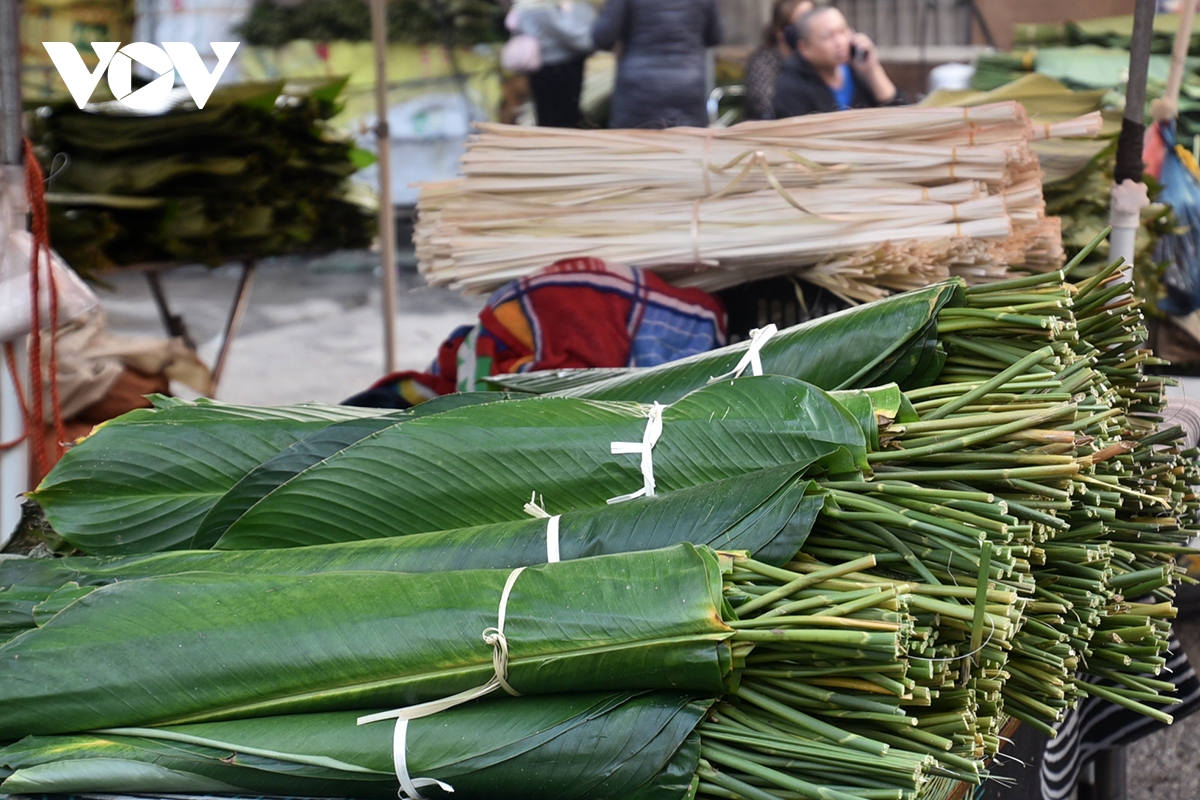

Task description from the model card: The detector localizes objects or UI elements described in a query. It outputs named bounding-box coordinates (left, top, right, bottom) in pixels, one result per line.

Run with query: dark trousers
left=529, top=57, right=586, bottom=128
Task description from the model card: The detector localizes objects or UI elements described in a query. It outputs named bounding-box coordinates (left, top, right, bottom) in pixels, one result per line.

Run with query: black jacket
left=592, top=0, right=722, bottom=128
left=771, top=53, right=904, bottom=119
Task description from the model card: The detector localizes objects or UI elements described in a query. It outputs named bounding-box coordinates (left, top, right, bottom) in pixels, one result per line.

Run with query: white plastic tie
left=708, top=324, right=777, bottom=383
left=357, top=567, right=527, bottom=727
left=391, top=718, right=456, bottom=799
left=482, top=565, right=525, bottom=697
left=607, top=403, right=665, bottom=504
left=546, top=515, right=561, bottom=563
left=523, top=491, right=551, bottom=518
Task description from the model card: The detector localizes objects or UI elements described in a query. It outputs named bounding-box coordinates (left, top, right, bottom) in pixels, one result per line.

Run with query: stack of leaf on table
left=975, top=12, right=1200, bottom=98
left=28, top=78, right=376, bottom=278
left=1, top=231, right=1196, bottom=800
left=978, top=12, right=1200, bottom=147
left=1013, top=13, right=1200, bottom=58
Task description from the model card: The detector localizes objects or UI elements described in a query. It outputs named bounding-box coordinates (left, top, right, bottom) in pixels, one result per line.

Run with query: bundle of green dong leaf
left=2, top=230, right=1196, bottom=800
left=29, top=78, right=376, bottom=277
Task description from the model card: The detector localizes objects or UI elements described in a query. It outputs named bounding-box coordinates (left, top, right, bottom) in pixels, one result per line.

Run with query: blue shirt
left=831, top=64, right=856, bottom=110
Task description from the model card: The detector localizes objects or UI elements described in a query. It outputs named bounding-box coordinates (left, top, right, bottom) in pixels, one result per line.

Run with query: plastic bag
left=0, top=230, right=100, bottom=344
left=501, top=8, right=541, bottom=75
left=501, top=33, right=542, bottom=74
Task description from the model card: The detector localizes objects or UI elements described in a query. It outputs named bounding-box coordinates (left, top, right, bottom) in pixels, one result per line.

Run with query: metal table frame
left=108, top=259, right=258, bottom=398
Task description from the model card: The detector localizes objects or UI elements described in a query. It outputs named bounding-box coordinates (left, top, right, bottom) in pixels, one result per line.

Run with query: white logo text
left=42, top=42, right=239, bottom=110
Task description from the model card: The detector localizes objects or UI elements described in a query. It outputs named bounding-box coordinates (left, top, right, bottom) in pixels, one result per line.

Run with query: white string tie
left=523, top=491, right=551, bottom=518
left=357, top=567, right=527, bottom=727
left=481, top=565, right=525, bottom=697
left=391, top=718, right=455, bottom=799
left=546, top=515, right=561, bottom=563
left=607, top=403, right=665, bottom=504
left=708, top=324, right=777, bottom=383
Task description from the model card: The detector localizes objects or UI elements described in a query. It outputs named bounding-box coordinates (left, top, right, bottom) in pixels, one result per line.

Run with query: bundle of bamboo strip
left=415, top=103, right=1100, bottom=299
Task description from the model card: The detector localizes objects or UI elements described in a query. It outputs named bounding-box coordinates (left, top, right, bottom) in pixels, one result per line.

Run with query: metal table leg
left=141, top=260, right=257, bottom=399
left=144, top=270, right=196, bottom=350
left=209, top=260, right=257, bottom=397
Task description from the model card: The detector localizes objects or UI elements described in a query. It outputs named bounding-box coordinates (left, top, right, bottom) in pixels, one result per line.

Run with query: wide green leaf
left=484, top=281, right=963, bottom=401
left=211, top=376, right=864, bottom=549
left=0, top=693, right=709, bottom=800
left=0, top=466, right=823, bottom=637
left=28, top=401, right=391, bottom=554
left=189, top=392, right=513, bottom=548
left=29, top=393, right=510, bottom=555
left=204, top=376, right=864, bottom=551
left=0, top=544, right=731, bottom=736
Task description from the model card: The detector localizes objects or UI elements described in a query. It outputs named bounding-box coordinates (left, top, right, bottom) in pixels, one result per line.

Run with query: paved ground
left=97, top=252, right=484, bottom=406
left=14, top=253, right=1200, bottom=797
left=1124, top=605, right=1200, bottom=799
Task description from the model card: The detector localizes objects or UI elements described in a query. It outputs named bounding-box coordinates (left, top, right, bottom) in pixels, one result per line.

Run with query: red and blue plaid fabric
left=345, top=257, right=727, bottom=408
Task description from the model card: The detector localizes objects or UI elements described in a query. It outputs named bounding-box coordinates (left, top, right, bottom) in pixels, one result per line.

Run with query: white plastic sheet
left=0, top=230, right=99, bottom=344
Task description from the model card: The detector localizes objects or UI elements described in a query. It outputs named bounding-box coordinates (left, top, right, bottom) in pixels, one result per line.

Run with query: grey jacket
left=517, top=1, right=596, bottom=66
left=592, top=0, right=722, bottom=129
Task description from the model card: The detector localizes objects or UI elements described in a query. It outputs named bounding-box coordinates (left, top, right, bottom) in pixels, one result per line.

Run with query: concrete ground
left=1113, top=608, right=1200, bottom=800
left=21, top=254, right=1200, bottom=797
left=97, top=252, right=484, bottom=406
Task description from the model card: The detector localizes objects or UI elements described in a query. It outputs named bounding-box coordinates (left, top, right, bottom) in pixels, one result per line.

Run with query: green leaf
left=29, top=402, right=390, bottom=554
left=830, top=384, right=914, bottom=452
left=30, top=394, right=509, bottom=555
left=1033, top=45, right=1200, bottom=91
left=347, top=146, right=377, bottom=169
left=1, top=693, right=710, bottom=800
left=191, top=392, right=513, bottom=548
left=2, top=466, right=823, bottom=637
left=484, top=282, right=963, bottom=401
left=0, top=544, right=732, bottom=735
left=212, top=377, right=863, bottom=549
left=1, top=757, right=248, bottom=795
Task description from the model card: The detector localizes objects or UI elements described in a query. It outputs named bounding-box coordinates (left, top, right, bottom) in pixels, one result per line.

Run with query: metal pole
left=1124, top=0, right=1156, bottom=139
left=370, top=0, right=399, bottom=374
left=208, top=261, right=257, bottom=397
left=1109, top=0, right=1156, bottom=279
left=1, top=0, right=29, bottom=546
left=0, top=0, right=20, bottom=168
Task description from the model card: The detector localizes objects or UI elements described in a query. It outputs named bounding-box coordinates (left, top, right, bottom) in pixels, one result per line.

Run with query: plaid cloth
left=344, top=258, right=726, bottom=408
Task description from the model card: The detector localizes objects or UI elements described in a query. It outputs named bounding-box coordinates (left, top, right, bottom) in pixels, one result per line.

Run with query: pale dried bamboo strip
left=416, top=104, right=1092, bottom=296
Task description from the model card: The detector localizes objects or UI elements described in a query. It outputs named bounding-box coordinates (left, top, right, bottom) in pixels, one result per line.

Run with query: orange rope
left=20, top=138, right=65, bottom=476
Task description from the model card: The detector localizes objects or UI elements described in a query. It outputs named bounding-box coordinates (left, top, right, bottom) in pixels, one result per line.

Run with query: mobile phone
left=850, top=43, right=868, bottom=63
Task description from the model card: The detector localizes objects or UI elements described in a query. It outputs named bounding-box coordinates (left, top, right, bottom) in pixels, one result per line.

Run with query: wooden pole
left=1163, top=0, right=1197, bottom=112
left=370, top=0, right=399, bottom=374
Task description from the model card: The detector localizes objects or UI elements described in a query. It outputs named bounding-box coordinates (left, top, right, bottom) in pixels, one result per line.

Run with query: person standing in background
left=742, top=0, right=814, bottom=121
left=772, top=6, right=903, bottom=119
left=508, top=0, right=597, bottom=127
left=592, top=0, right=722, bottom=129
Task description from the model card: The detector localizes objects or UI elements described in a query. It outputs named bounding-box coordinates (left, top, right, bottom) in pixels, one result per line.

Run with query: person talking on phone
left=771, top=6, right=904, bottom=119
